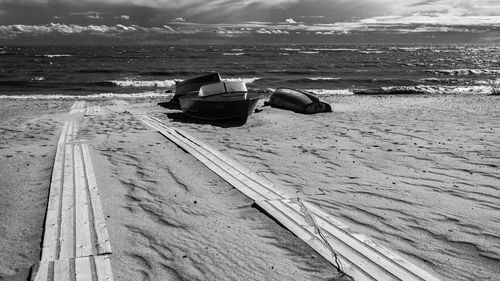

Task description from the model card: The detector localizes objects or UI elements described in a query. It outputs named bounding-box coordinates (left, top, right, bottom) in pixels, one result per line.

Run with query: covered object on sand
left=267, top=88, right=332, bottom=114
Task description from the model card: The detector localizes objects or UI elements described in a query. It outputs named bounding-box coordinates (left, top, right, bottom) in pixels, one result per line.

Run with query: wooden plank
left=261, top=199, right=388, bottom=280
left=53, top=259, right=71, bottom=281
left=66, top=122, right=74, bottom=144
left=94, top=255, right=114, bottom=281
left=75, top=257, right=93, bottom=281
left=32, top=261, right=49, bottom=281
left=42, top=121, right=69, bottom=261
left=82, top=144, right=111, bottom=254
left=260, top=199, right=440, bottom=281
left=137, top=114, right=440, bottom=281
left=74, top=144, right=93, bottom=257
left=72, top=123, right=78, bottom=142
left=302, top=201, right=440, bottom=281
left=59, top=143, right=75, bottom=259
left=139, top=116, right=287, bottom=201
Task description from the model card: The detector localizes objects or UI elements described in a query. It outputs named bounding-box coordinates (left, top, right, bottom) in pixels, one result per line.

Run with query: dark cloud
left=0, top=0, right=498, bottom=44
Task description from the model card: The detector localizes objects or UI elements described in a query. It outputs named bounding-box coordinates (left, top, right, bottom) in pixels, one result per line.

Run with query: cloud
left=69, top=11, right=104, bottom=19
left=171, top=17, right=186, bottom=22
left=117, top=15, right=130, bottom=20
left=0, top=0, right=499, bottom=43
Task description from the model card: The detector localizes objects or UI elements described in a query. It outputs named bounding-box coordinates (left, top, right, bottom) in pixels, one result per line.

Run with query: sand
left=1, top=94, right=499, bottom=281
left=0, top=100, right=72, bottom=280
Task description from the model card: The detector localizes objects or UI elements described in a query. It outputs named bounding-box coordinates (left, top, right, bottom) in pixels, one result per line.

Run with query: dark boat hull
left=268, top=88, right=332, bottom=114
left=179, top=96, right=259, bottom=121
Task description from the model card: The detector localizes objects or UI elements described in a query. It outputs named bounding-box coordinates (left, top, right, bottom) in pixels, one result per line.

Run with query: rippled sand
left=0, top=100, right=72, bottom=280
left=78, top=102, right=349, bottom=281
left=1, top=95, right=498, bottom=281
left=149, top=94, right=500, bottom=281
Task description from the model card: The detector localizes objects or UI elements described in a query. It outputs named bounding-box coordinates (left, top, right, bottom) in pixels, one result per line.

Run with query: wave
left=308, top=77, right=340, bottom=81
left=359, top=50, right=386, bottom=54
left=223, top=77, right=261, bottom=84
left=312, top=48, right=358, bottom=52
left=304, top=89, right=354, bottom=95
left=390, top=47, right=426, bottom=52
left=111, top=77, right=262, bottom=88
left=75, top=69, right=125, bottom=74
left=298, top=51, right=319, bottom=54
left=0, top=91, right=169, bottom=99
left=110, top=80, right=177, bottom=88
left=0, top=80, right=117, bottom=88
left=426, top=69, right=500, bottom=76
left=251, top=88, right=353, bottom=96
left=280, top=48, right=301, bottom=51
left=139, top=70, right=197, bottom=77
left=39, top=54, right=72, bottom=58
left=283, top=77, right=341, bottom=84
left=266, top=70, right=320, bottom=75
left=223, top=52, right=245, bottom=56
left=354, top=85, right=498, bottom=95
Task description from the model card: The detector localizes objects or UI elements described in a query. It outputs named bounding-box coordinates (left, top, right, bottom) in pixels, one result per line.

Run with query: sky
left=0, top=0, right=499, bottom=44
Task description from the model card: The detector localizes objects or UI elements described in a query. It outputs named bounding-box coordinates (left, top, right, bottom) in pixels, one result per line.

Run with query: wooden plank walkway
left=70, top=101, right=86, bottom=114
left=33, top=116, right=113, bottom=280
left=33, top=256, right=113, bottom=281
left=131, top=109, right=441, bottom=281
left=85, top=105, right=101, bottom=116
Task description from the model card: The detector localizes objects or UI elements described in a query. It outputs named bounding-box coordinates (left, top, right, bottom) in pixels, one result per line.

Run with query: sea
left=0, top=44, right=499, bottom=98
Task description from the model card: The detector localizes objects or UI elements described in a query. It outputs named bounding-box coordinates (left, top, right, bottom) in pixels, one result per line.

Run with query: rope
left=296, top=198, right=345, bottom=274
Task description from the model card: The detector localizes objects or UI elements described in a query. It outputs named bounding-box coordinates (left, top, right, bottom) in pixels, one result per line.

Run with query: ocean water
left=1, top=44, right=499, bottom=98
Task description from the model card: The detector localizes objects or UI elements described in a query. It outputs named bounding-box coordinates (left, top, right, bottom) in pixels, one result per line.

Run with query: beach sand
left=1, top=94, right=499, bottom=281
left=0, top=100, right=73, bottom=280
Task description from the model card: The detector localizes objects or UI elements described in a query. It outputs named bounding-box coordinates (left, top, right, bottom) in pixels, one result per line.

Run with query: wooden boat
left=178, top=81, right=259, bottom=121
left=267, top=87, right=332, bottom=114
left=173, top=72, right=222, bottom=102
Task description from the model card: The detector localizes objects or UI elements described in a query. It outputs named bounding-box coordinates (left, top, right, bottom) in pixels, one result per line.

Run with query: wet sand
left=1, top=94, right=499, bottom=281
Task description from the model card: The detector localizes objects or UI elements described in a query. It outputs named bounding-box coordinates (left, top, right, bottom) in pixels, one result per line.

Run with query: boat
left=172, top=72, right=222, bottom=102
left=267, top=88, right=332, bottom=114
left=178, top=81, right=259, bottom=122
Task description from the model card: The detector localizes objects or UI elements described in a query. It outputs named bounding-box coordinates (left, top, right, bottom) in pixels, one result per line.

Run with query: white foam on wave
left=381, top=85, right=497, bottom=95
left=308, top=77, right=340, bottom=81
left=313, top=48, right=358, bottom=52
left=223, top=77, right=261, bottom=84
left=304, top=89, right=354, bottom=95
left=428, top=69, right=500, bottom=76
left=359, top=50, right=386, bottom=54
left=0, top=91, right=169, bottom=100
left=41, top=54, right=72, bottom=58
left=299, top=51, right=319, bottom=54
left=111, top=80, right=177, bottom=88
left=223, top=52, right=245, bottom=56
left=393, top=47, right=426, bottom=52
left=280, top=48, right=301, bottom=51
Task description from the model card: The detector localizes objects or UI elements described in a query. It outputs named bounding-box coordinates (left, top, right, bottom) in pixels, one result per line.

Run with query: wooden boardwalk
left=133, top=111, right=440, bottom=281
left=70, top=101, right=86, bottom=114
left=85, top=105, right=101, bottom=116
left=33, top=102, right=113, bottom=281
